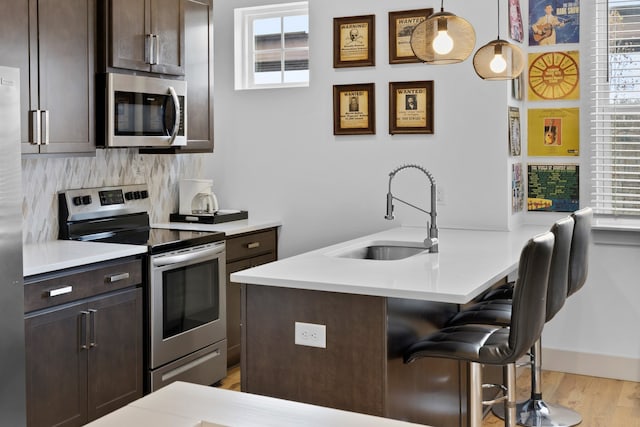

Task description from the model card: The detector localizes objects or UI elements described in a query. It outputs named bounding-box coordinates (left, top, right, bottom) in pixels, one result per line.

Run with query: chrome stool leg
left=492, top=340, right=582, bottom=426
left=469, top=362, right=483, bottom=427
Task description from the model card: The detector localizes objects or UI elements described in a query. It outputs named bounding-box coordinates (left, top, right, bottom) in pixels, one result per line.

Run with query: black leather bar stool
left=447, top=208, right=592, bottom=427
left=403, top=231, right=555, bottom=427
left=508, top=208, right=592, bottom=427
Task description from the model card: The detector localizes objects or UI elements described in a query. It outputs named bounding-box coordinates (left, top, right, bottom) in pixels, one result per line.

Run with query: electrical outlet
left=294, top=322, right=326, bottom=348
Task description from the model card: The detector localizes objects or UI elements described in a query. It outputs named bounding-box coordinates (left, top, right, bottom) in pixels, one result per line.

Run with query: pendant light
left=473, top=0, right=524, bottom=80
left=410, top=0, right=476, bottom=64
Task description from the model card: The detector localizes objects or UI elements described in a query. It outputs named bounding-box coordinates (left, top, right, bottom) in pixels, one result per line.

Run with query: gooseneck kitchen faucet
left=385, top=164, right=438, bottom=252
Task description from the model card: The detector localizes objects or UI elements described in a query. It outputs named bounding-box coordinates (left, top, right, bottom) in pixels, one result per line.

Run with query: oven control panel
left=59, top=184, right=150, bottom=222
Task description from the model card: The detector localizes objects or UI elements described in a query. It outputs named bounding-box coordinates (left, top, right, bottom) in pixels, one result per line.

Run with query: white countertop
left=23, top=240, right=148, bottom=277
left=23, top=219, right=280, bottom=277
left=86, top=381, right=426, bottom=427
left=152, top=218, right=282, bottom=236
left=230, top=225, right=549, bottom=304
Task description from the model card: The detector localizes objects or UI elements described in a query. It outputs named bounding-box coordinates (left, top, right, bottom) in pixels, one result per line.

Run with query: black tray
left=170, top=210, right=248, bottom=224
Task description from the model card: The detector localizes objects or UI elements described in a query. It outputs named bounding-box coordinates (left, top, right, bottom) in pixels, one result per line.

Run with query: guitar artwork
left=533, top=17, right=573, bottom=43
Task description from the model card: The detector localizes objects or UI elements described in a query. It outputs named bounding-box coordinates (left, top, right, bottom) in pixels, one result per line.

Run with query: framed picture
left=508, top=0, right=524, bottom=43
left=512, top=72, right=523, bottom=100
left=389, top=81, right=434, bottom=135
left=388, top=8, right=433, bottom=64
left=333, top=83, right=376, bottom=135
left=508, top=106, right=521, bottom=156
left=333, top=15, right=375, bottom=68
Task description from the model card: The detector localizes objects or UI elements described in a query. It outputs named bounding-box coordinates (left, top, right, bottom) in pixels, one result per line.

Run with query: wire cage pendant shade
left=410, top=5, right=476, bottom=65
left=473, top=0, right=525, bottom=80
left=473, top=39, right=524, bottom=80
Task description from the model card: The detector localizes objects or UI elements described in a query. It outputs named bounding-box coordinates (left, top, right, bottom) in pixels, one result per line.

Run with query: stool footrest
left=491, top=398, right=582, bottom=427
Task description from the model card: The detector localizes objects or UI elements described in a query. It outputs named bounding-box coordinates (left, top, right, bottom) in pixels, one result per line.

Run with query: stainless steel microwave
left=98, top=73, right=186, bottom=148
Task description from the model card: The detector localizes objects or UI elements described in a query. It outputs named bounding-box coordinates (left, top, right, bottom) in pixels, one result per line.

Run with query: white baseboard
left=541, top=348, right=640, bottom=382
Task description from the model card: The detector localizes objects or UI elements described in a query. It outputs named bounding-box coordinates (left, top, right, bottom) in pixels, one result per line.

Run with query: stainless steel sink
left=335, top=243, right=426, bottom=260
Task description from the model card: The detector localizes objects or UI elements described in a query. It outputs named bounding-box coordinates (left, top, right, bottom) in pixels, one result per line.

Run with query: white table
left=86, top=381, right=427, bottom=427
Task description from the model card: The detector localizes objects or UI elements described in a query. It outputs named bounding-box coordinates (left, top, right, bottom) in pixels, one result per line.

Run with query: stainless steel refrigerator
left=0, top=66, right=27, bottom=425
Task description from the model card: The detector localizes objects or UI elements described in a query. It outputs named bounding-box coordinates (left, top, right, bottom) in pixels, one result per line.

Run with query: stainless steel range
left=58, top=184, right=227, bottom=392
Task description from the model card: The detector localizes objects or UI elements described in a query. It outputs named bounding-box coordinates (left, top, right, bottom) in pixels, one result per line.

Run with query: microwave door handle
left=167, top=86, right=183, bottom=146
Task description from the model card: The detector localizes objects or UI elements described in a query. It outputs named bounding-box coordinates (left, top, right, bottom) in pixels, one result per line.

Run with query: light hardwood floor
left=219, top=366, right=640, bottom=426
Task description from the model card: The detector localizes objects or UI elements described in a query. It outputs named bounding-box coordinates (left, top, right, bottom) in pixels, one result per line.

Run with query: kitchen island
left=230, top=225, right=549, bottom=427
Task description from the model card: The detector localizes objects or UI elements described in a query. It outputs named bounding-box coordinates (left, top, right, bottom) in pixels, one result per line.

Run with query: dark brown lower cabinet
left=225, top=228, right=278, bottom=367
left=25, top=287, right=143, bottom=427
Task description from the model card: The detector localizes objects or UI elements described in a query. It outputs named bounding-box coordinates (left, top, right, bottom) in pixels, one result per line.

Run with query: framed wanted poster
left=333, top=15, right=375, bottom=68
left=389, top=81, right=434, bottom=135
left=333, top=83, right=376, bottom=135
left=388, top=9, right=433, bottom=64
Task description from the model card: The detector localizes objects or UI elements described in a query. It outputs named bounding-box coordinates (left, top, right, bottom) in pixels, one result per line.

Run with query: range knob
left=72, top=196, right=83, bottom=206
left=81, top=195, right=92, bottom=205
left=140, top=190, right=149, bottom=199
left=133, top=191, right=141, bottom=199
left=125, top=191, right=134, bottom=201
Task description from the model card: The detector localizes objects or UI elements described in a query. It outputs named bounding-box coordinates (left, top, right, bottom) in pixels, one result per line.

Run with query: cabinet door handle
left=153, top=34, right=160, bottom=65
left=88, top=309, right=98, bottom=348
left=48, top=286, right=72, bottom=297
left=145, top=33, right=154, bottom=64
left=106, top=272, right=130, bottom=283
left=41, top=110, right=50, bottom=145
left=79, top=311, right=89, bottom=350
left=246, top=242, right=260, bottom=249
left=30, top=110, right=41, bottom=145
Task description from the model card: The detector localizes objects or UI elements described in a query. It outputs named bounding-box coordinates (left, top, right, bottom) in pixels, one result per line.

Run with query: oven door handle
left=152, top=244, right=225, bottom=267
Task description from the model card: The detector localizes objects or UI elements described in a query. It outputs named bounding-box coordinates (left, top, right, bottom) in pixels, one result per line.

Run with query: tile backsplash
left=22, top=149, right=203, bottom=243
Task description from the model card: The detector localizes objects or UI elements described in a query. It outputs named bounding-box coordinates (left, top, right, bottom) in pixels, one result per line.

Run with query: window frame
left=234, top=2, right=309, bottom=90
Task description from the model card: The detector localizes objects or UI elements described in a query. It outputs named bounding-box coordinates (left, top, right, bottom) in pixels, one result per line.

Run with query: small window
left=234, top=2, right=309, bottom=90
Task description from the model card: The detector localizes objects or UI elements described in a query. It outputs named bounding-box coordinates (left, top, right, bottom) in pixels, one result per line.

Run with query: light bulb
left=489, top=53, right=507, bottom=73
left=432, top=30, right=454, bottom=55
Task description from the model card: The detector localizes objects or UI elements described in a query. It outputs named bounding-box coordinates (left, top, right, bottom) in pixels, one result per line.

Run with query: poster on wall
left=527, top=164, right=579, bottom=212
left=512, top=163, right=524, bottom=213
left=527, top=107, right=579, bottom=156
left=333, top=83, right=376, bottom=135
left=388, top=9, right=433, bottom=64
left=333, top=15, right=375, bottom=68
left=528, top=51, right=580, bottom=101
left=509, top=107, right=522, bottom=156
left=509, top=0, right=524, bottom=43
left=389, top=81, right=434, bottom=134
left=528, top=0, right=580, bottom=46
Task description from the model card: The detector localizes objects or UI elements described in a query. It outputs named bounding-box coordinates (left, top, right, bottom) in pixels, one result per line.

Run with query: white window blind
left=592, top=0, right=640, bottom=216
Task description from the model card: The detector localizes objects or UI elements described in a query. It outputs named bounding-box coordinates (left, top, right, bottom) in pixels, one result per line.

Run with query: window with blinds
left=592, top=0, right=640, bottom=216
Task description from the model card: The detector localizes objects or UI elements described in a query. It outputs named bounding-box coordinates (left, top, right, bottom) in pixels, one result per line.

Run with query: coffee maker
left=179, top=179, right=218, bottom=216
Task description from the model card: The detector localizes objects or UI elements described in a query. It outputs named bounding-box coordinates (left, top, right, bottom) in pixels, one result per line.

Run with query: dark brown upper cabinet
left=139, top=0, right=213, bottom=154
left=0, top=0, right=96, bottom=156
left=105, top=0, right=185, bottom=76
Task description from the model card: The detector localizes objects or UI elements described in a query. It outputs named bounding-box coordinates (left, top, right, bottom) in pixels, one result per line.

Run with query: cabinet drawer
left=24, top=258, right=142, bottom=313
left=227, top=253, right=277, bottom=280
left=226, top=229, right=277, bottom=263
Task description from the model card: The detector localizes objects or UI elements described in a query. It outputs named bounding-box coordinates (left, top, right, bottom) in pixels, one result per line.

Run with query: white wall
left=207, top=0, right=640, bottom=381
left=208, top=0, right=513, bottom=259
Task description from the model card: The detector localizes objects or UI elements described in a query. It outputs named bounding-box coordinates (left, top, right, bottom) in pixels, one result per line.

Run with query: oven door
left=149, top=241, right=226, bottom=369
